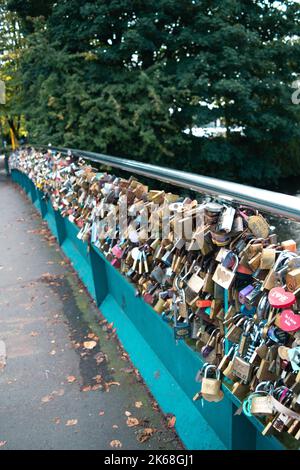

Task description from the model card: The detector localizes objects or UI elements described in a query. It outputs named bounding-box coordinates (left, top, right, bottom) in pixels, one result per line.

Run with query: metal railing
left=27, top=144, right=300, bottom=223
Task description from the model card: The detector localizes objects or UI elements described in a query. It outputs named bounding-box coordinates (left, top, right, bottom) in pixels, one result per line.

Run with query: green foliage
left=0, top=1, right=27, bottom=142
left=6, top=0, right=300, bottom=185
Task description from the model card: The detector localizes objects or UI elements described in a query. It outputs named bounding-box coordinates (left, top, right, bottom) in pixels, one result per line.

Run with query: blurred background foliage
left=1, top=0, right=300, bottom=186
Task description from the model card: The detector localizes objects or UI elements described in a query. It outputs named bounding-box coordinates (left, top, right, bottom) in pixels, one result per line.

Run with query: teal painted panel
left=29, top=179, right=37, bottom=203
left=61, top=218, right=95, bottom=299
left=90, top=246, right=109, bottom=306
left=61, top=238, right=96, bottom=300
left=12, top=171, right=285, bottom=451
left=64, top=218, right=90, bottom=264
left=54, top=209, right=67, bottom=246
left=100, top=293, right=226, bottom=450
left=37, top=190, right=48, bottom=218
left=93, top=248, right=237, bottom=449
left=44, top=199, right=59, bottom=240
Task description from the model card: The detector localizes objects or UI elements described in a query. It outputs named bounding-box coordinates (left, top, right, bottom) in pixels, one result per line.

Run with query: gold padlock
left=201, top=365, right=222, bottom=397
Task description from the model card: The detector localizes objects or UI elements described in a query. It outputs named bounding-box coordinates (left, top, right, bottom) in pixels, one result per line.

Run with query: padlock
left=248, top=214, right=270, bottom=239
left=260, top=248, right=276, bottom=270
left=231, top=381, right=250, bottom=400
left=286, top=268, right=300, bottom=292
left=217, top=206, right=235, bottom=233
left=222, top=359, right=238, bottom=381
left=201, top=365, right=222, bottom=397
left=250, top=394, right=274, bottom=416
left=187, top=267, right=205, bottom=294
left=256, top=349, right=277, bottom=381
left=232, top=355, right=253, bottom=383
left=239, top=285, right=254, bottom=304
left=225, top=316, right=246, bottom=343
left=212, top=253, right=239, bottom=290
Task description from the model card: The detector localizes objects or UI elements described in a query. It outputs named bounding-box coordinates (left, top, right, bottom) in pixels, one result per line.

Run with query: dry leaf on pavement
left=106, top=381, right=120, bottom=388
left=30, top=331, right=38, bottom=337
left=87, top=333, right=98, bottom=340
left=66, top=375, right=77, bottom=383
left=135, top=401, right=143, bottom=408
left=0, top=441, right=7, bottom=447
left=91, top=384, right=102, bottom=391
left=94, top=352, right=107, bottom=364
left=99, top=410, right=105, bottom=416
left=125, top=411, right=131, bottom=417
left=83, top=341, right=97, bottom=350
left=126, top=417, right=139, bottom=428
left=52, top=389, right=65, bottom=397
left=110, top=440, right=122, bottom=448
left=167, top=416, right=176, bottom=428
left=137, top=428, right=156, bottom=443
left=41, top=395, right=53, bottom=403
left=66, top=419, right=78, bottom=426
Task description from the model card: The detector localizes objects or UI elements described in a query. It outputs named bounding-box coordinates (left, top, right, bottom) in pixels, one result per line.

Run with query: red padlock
left=196, top=299, right=212, bottom=309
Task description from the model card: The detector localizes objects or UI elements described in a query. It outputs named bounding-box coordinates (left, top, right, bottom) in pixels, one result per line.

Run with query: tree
left=0, top=1, right=26, bottom=146
left=6, top=0, right=300, bottom=185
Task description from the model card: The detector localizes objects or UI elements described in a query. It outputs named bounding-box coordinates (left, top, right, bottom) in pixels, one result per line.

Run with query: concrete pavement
left=0, top=161, right=182, bottom=450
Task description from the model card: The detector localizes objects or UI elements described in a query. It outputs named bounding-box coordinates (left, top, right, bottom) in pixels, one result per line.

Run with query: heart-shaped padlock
left=268, top=287, right=296, bottom=309
left=279, top=310, right=300, bottom=332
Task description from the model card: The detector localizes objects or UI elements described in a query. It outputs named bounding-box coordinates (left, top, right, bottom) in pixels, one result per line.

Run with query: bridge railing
left=31, top=144, right=300, bottom=222
left=10, top=145, right=300, bottom=451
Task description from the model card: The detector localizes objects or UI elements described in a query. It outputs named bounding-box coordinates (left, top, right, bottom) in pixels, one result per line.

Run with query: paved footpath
left=0, top=162, right=182, bottom=450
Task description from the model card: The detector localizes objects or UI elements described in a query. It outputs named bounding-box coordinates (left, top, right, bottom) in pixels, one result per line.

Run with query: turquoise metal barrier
left=11, top=168, right=286, bottom=451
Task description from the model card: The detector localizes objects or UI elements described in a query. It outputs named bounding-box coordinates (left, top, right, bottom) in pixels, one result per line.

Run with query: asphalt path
left=0, top=161, right=182, bottom=450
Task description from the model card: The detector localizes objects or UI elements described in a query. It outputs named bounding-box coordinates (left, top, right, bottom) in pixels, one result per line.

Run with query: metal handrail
left=26, top=144, right=300, bottom=222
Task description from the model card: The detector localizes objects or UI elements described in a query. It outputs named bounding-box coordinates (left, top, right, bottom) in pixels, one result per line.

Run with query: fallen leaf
left=87, top=333, right=98, bottom=339
left=83, top=341, right=97, bottom=350
left=126, top=417, right=139, bottom=428
left=106, top=381, right=120, bottom=388
left=93, top=375, right=102, bottom=383
left=110, top=440, right=122, bottom=448
left=53, top=417, right=60, bottom=425
left=91, top=384, right=102, bottom=391
left=167, top=415, right=176, bottom=428
left=66, top=375, right=77, bottom=383
left=49, top=350, right=56, bottom=356
left=112, top=425, right=119, bottom=429
left=120, top=367, right=134, bottom=374
left=52, top=389, right=65, bottom=397
left=99, top=410, right=105, bottom=416
left=82, top=385, right=92, bottom=392
left=66, top=419, right=78, bottom=427
left=0, top=441, right=7, bottom=447
left=137, top=428, right=156, bottom=443
left=125, top=411, right=132, bottom=417
left=94, top=352, right=106, bottom=364
left=41, top=395, right=53, bottom=403
left=151, top=401, right=159, bottom=411
left=135, top=401, right=143, bottom=408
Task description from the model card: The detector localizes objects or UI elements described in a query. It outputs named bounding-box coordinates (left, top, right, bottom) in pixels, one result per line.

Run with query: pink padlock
left=279, top=310, right=300, bottom=332
left=268, top=287, right=296, bottom=309
left=111, top=245, right=124, bottom=259
left=111, top=258, right=121, bottom=268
